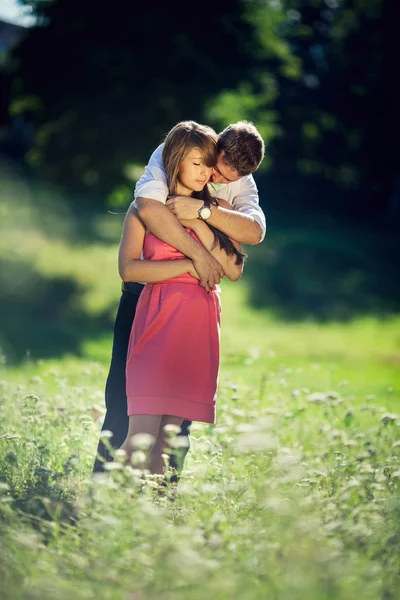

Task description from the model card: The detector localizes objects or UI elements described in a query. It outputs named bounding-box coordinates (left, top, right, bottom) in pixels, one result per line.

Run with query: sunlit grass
left=1, top=355, right=399, bottom=599
left=1, top=178, right=399, bottom=598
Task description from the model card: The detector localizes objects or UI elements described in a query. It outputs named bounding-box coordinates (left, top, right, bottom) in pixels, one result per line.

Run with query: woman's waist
left=147, top=274, right=200, bottom=285
left=145, top=276, right=221, bottom=291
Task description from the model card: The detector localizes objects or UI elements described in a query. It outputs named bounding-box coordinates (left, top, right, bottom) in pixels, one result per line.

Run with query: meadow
left=0, top=176, right=399, bottom=599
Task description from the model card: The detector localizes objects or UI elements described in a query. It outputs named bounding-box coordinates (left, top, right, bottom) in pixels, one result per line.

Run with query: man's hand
left=166, top=196, right=202, bottom=220
left=187, top=261, right=201, bottom=280
left=192, top=248, right=224, bottom=292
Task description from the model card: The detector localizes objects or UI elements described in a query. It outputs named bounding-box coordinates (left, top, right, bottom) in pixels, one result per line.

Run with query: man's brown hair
left=218, top=121, right=265, bottom=176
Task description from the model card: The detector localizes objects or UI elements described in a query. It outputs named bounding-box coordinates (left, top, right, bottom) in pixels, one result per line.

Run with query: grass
left=0, top=177, right=399, bottom=599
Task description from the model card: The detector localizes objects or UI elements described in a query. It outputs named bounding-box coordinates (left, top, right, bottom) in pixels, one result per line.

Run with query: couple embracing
left=93, top=119, right=266, bottom=481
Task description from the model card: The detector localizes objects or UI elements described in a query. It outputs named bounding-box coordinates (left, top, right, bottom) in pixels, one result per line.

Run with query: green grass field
left=0, top=181, right=399, bottom=599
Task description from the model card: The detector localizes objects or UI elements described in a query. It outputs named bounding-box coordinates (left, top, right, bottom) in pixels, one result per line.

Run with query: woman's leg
left=150, top=415, right=183, bottom=475
left=120, top=414, right=162, bottom=470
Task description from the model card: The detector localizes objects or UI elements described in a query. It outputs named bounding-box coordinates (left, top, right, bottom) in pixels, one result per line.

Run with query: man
left=93, top=121, right=266, bottom=475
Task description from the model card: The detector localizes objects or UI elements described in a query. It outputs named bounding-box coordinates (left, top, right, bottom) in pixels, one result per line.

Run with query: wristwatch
left=198, top=200, right=212, bottom=221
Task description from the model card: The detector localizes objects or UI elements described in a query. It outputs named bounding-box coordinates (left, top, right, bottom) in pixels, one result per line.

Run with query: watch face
left=200, top=207, right=212, bottom=220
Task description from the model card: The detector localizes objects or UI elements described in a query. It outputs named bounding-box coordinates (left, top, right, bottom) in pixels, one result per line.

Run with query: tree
left=207, top=0, right=398, bottom=221
left=9, top=0, right=295, bottom=205
left=269, top=0, right=398, bottom=218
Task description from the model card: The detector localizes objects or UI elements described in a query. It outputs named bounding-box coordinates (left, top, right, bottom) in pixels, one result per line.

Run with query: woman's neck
left=175, top=182, right=194, bottom=197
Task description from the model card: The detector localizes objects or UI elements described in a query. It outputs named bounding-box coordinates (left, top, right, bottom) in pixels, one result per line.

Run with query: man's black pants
left=92, top=284, right=192, bottom=475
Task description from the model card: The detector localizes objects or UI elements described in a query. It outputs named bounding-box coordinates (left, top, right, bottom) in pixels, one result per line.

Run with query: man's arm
left=166, top=196, right=262, bottom=245
left=166, top=175, right=266, bottom=245
left=229, top=175, right=266, bottom=244
left=179, top=216, right=245, bottom=282
left=133, top=144, right=169, bottom=206
left=137, top=198, right=224, bottom=292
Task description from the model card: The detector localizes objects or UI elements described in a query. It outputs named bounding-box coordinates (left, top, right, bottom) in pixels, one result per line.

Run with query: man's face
left=210, top=151, right=241, bottom=184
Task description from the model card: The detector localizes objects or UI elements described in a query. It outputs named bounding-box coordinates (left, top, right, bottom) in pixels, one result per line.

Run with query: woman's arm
left=181, top=208, right=244, bottom=282
left=118, top=204, right=198, bottom=282
left=180, top=198, right=245, bottom=282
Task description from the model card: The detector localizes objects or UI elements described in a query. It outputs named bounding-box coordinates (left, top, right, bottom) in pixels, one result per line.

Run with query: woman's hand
left=179, top=218, right=199, bottom=231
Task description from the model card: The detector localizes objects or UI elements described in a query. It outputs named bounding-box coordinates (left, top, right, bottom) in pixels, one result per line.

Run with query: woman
left=118, top=121, right=245, bottom=475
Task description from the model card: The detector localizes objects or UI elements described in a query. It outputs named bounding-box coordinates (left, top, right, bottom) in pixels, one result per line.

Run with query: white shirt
left=134, top=144, right=266, bottom=241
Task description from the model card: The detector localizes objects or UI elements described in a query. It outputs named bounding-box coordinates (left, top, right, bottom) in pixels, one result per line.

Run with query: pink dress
left=125, top=231, right=221, bottom=424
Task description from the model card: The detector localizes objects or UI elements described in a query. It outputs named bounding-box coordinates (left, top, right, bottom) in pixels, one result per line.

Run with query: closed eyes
left=214, top=165, right=235, bottom=182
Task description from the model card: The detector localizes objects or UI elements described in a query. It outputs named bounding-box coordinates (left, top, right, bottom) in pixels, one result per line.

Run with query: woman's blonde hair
left=162, top=120, right=247, bottom=266
left=162, top=121, right=218, bottom=195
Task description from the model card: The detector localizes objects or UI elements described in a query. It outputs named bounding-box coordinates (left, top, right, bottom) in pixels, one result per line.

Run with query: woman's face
left=176, top=147, right=213, bottom=195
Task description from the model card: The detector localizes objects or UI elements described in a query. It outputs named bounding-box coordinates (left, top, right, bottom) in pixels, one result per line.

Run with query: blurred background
left=0, top=0, right=399, bottom=364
